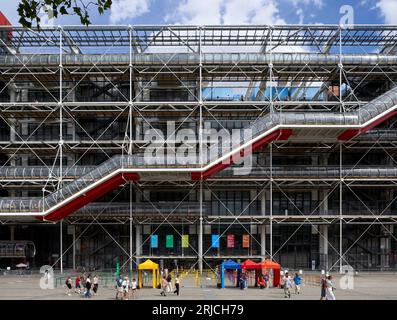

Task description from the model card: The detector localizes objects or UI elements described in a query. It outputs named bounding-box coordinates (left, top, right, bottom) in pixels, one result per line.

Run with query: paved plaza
left=0, top=272, right=396, bottom=300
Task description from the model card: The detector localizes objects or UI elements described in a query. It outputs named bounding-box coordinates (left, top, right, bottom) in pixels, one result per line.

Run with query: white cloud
left=168, top=0, right=286, bottom=25
left=222, top=0, right=285, bottom=24
left=376, top=0, right=397, bottom=24
left=296, top=8, right=304, bottom=24
left=166, top=0, right=224, bottom=25
left=109, top=0, right=152, bottom=24
left=290, top=0, right=324, bottom=8
left=287, top=0, right=324, bottom=24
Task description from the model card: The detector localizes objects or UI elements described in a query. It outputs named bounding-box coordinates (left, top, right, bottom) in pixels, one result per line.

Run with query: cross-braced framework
left=1, top=24, right=397, bottom=274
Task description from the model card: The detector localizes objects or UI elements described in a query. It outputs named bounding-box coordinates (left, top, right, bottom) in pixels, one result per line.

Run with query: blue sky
left=0, top=0, right=396, bottom=26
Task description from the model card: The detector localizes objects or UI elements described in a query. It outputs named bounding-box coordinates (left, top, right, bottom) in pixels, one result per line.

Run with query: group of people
left=281, top=272, right=302, bottom=298
left=281, top=271, right=336, bottom=300
left=65, top=274, right=99, bottom=298
left=160, top=273, right=180, bottom=296
left=236, top=271, right=271, bottom=290
left=115, top=275, right=138, bottom=300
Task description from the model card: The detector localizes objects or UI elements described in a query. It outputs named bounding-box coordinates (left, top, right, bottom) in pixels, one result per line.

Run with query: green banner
left=115, top=257, right=120, bottom=277
left=166, top=234, right=174, bottom=248
left=182, top=235, right=189, bottom=248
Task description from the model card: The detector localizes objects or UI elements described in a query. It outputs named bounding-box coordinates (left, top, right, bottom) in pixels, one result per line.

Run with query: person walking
left=173, top=274, right=180, bottom=296
left=282, top=272, right=292, bottom=298
left=115, top=275, right=123, bottom=300
left=130, top=278, right=138, bottom=299
left=84, top=275, right=92, bottom=298
left=325, top=275, right=336, bottom=300
left=92, top=275, right=99, bottom=296
left=264, top=272, right=270, bottom=288
left=160, top=276, right=168, bottom=296
left=122, top=276, right=129, bottom=300
left=293, top=273, right=302, bottom=294
left=166, top=273, right=172, bottom=293
left=75, top=275, right=81, bottom=294
left=65, top=276, right=73, bottom=296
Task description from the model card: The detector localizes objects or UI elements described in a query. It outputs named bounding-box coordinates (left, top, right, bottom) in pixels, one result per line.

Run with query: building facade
left=0, top=22, right=397, bottom=272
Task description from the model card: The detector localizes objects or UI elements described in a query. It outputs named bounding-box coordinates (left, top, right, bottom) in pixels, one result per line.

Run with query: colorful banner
left=182, top=235, right=189, bottom=248
left=211, top=234, right=220, bottom=248
left=166, top=234, right=174, bottom=248
left=242, top=234, right=250, bottom=248
left=227, top=234, right=235, bottom=248
left=151, top=235, right=158, bottom=248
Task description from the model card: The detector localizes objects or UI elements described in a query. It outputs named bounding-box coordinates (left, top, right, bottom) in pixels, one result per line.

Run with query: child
left=293, top=273, right=302, bottom=294
left=130, top=278, right=138, bottom=299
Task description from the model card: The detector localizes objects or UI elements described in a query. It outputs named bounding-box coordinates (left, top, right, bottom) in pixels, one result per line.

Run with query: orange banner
left=242, top=234, right=250, bottom=248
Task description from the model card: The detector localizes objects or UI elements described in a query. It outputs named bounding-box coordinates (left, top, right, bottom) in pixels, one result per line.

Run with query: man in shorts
left=115, top=275, right=123, bottom=300
left=122, top=276, right=129, bottom=300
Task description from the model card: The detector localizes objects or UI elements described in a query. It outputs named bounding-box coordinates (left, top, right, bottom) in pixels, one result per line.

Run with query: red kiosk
left=261, top=259, right=281, bottom=287
left=241, top=259, right=262, bottom=287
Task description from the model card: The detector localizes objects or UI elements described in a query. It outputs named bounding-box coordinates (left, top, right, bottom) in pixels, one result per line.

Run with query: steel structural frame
left=1, top=25, right=397, bottom=273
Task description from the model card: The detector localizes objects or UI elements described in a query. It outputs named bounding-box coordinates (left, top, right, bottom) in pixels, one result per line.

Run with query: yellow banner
left=182, top=235, right=189, bottom=248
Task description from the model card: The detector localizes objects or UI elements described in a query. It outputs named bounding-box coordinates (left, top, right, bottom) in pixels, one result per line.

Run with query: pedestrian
left=115, top=275, right=123, bottom=300
left=160, top=276, right=168, bottom=296
left=320, top=275, right=327, bottom=300
left=122, top=276, right=129, bottom=300
left=130, top=278, right=138, bottom=299
left=166, top=273, right=172, bottom=293
left=75, top=275, right=81, bottom=294
left=239, top=273, right=244, bottom=290
left=84, top=275, right=92, bottom=298
left=92, top=275, right=99, bottom=296
left=240, top=272, right=248, bottom=290
left=264, top=272, right=270, bottom=288
left=325, top=275, right=336, bottom=300
left=293, top=273, right=302, bottom=294
left=173, top=274, right=180, bottom=296
left=258, top=275, right=266, bottom=289
left=282, top=272, right=292, bottom=298
left=65, top=276, right=72, bottom=296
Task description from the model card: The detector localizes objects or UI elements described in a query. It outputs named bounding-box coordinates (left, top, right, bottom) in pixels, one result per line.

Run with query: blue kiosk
left=220, top=259, right=242, bottom=288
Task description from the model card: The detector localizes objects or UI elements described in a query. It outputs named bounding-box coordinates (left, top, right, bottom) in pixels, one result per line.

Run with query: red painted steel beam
left=191, top=129, right=293, bottom=180
left=338, top=109, right=397, bottom=141
left=36, top=173, right=139, bottom=222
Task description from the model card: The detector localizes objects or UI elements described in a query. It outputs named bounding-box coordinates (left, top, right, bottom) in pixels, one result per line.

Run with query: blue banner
left=211, top=234, right=220, bottom=248
left=151, top=235, right=158, bottom=248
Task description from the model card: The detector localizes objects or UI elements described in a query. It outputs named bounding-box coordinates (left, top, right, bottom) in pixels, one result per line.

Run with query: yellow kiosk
left=138, top=259, right=161, bottom=288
